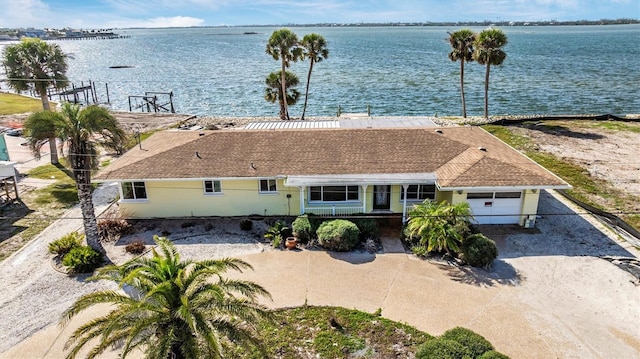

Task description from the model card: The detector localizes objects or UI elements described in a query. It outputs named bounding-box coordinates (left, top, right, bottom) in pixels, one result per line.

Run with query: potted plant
left=285, top=237, right=298, bottom=249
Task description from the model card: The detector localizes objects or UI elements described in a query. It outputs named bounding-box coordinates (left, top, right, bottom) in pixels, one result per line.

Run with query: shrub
left=441, top=327, right=494, bottom=358
left=460, top=234, right=498, bottom=268
left=479, top=350, right=510, bottom=359
left=305, top=213, right=325, bottom=234
left=316, top=219, right=360, bottom=252
left=125, top=240, right=146, bottom=255
left=264, top=220, right=289, bottom=243
left=271, top=234, right=282, bottom=249
left=292, top=216, right=312, bottom=243
left=97, top=219, right=132, bottom=243
left=48, top=232, right=83, bottom=257
left=62, top=246, right=104, bottom=273
left=416, top=338, right=472, bottom=359
left=351, top=216, right=378, bottom=239
left=240, top=219, right=253, bottom=231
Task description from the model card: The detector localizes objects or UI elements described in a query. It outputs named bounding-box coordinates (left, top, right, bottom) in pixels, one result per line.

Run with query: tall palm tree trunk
left=39, top=91, right=59, bottom=164
left=301, top=61, right=314, bottom=121
left=460, top=60, right=467, bottom=118
left=78, top=184, right=102, bottom=253
left=280, top=61, right=289, bottom=120
left=484, top=63, right=491, bottom=119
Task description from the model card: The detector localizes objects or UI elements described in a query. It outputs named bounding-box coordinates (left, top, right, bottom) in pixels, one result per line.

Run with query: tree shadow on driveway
left=436, top=259, right=523, bottom=287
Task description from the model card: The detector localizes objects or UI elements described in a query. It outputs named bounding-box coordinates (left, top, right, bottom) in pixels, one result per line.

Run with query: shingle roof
left=94, top=127, right=568, bottom=188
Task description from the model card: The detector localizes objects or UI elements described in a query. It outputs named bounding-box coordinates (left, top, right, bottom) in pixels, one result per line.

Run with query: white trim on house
left=436, top=184, right=571, bottom=191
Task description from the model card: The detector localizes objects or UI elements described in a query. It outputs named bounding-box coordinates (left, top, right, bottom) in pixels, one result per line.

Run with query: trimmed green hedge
left=316, top=219, right=360, bottom=252
left=292, top=216, right=313, bottom=243
left=416, top=338, right=471, bottom=359
left=441, top=327, right=494, bottom=358
left=460, top=234, right=498, bottom=268
left=62, top=246, right=103, bottom=273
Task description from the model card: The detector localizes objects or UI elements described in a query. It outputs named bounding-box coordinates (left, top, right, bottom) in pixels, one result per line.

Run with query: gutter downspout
left=299, top=186, right=305, bottom=214
left=402, top=184, right=409, bottom=223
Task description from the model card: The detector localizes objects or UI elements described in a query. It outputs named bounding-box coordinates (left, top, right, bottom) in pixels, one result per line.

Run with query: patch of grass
left=231, top=306, right=433, bottom=358
left=592, top=121, right=640, bottom=133
left=27, top=163, right=74, bottom=180
left=482, top=124, right=534, bottom=150
left=0, top=93, right=48, bottom=115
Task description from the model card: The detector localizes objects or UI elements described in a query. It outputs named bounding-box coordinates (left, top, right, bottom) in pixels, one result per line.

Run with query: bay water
left=5, top=25, right=640, bottom=117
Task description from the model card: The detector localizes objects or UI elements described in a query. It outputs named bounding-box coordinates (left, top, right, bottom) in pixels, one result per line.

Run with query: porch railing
left=304, top=206, right=363, bottom=217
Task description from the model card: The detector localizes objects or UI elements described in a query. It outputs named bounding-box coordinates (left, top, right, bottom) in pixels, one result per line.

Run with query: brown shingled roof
left=94, top=127, right=568, bottom=188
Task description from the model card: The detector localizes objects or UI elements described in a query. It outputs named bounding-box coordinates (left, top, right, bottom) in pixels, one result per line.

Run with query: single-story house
left=93, top=126, right=570, bottom=226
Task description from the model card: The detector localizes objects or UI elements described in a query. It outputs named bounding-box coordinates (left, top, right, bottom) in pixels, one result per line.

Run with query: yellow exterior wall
left=520, top=189, right=541, bottom=226
left=449, top=190, right=468, bottom=205
left=119, top=179, right=300, bottom=218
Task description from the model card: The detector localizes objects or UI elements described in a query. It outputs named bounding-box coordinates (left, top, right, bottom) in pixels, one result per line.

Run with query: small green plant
left=62, top=246, right=103, bottom=273
left=97, top=219, right=132, bottom=243
left=416, top=338, right=471, bottom=359
left=440, top=327, right=494, bottom=358
left=125, top=240, right=146, bottom=255
left=264, top=220, right=289, bottom=243
left=373, top=308, right=382, bottom=317
left=271, top=234, right=282, bottom=249
left=240, top=219, right=253, bottom=231
left=316, top=219, right=360, bottom=252
left=48, top=232, right=83, bottom=257
left=460, top=234, right=498, bottom=269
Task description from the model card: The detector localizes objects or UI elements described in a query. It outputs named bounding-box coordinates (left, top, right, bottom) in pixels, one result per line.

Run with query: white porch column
left=361, top=184, right=368, bottom=213
left=402, top=184, right=409, bottom=223
left=299, top=186, right=305, bottom=214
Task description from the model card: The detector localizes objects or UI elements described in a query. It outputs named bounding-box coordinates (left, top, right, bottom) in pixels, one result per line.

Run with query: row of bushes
left=416, top=327, right=510, bottom=359
left=266, top=215, right=379, bottom=252
left=48, top=232, right=103, bottom=273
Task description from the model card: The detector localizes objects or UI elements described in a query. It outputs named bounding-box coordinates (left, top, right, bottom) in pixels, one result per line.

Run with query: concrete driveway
left=1, top=190, right=639, bottom=359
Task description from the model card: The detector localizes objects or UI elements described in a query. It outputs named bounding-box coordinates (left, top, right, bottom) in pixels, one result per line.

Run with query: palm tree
left=447, top=29, right=476, bottom=118
left=406, top=200, right=472, bottom=255
left=62, top=236, right=271, bottom=359
left=473, top=28, right=508, bottom=119
left=265, top=28, right=301, bottom=120
left=24, top=103, right=126, bottom=253
left=265, top=70, right=301, bottom=120
left=2, top=38, right=70, bottom=164
left=300, top=33, right=329, bottom=120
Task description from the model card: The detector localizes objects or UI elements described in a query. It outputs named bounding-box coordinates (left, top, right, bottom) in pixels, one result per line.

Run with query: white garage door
left=467, top=191, right=523, bottom=224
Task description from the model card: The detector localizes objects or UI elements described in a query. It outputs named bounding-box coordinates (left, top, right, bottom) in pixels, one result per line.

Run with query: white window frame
left=400, top=184, right=436, bottom=201
left=121, top=181, right=147, bottom=201
left=308, top=185, right=360, bottom=203
left=259, top=178, right=278, bottom=194
left=203, top=179, right=223, bottom=195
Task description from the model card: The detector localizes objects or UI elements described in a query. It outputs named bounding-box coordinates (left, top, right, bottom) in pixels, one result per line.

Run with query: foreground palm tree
left=2, top=38, right=69, bottom=163
left=447, top=29, right=476, bottom=118
left=265, top=70, right=301, bottom=120
left=266, top=28, right=302, bottom=120
left=24, top=103, right=126, bottom=253
left=300, top=33, right=329, bottom=120
left=406, top=201, right=472, bottom=255
left=473, top=28, right=508, bottom=119
left=62, top=236, right=272, bottom=359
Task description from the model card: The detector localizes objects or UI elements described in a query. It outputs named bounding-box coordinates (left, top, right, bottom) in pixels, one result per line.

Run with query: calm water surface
left=4, top=25, right=640, bottom=117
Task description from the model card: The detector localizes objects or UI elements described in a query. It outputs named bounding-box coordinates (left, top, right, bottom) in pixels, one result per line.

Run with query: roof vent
left=435, top=129, right=443, bottom=134
left=478, top=147, right=487, bottom=152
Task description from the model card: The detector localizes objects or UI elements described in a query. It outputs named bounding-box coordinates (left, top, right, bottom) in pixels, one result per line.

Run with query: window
left=495, top=192, right=522, bottom=199
left=122, top=181, right=147, bottom=200
left=309, top=186, right=359, bottom=202
left=467, top=192, right=493, bottom=199
left=401, top=184, right=436, bottom=201
left=259, top=179, right=277, bottom=193
left=204, top=180, right=222, bottom=194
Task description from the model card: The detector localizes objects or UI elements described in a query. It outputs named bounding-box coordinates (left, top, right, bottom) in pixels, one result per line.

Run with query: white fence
left=304, top=206, right=363, bottom=216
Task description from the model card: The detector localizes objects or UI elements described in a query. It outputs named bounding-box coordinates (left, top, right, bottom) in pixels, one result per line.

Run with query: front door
left=373, top=185, right=391, bottom=210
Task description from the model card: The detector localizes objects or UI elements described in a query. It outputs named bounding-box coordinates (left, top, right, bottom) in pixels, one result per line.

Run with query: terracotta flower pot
left=285, top=237, right=298, bottom=250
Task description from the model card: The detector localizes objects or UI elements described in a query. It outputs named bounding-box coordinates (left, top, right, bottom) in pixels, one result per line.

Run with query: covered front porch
left=284, top=173, right=438, bottom=222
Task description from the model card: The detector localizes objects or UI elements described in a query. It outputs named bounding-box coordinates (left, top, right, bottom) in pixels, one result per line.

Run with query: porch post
left=402, top=184, right=409, bottom=223
left=361, top=184, right=368, bottom=213
left=299, top=186, right=305, bottom=214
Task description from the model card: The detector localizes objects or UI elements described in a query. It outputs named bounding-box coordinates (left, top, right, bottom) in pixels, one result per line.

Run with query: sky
left=1, top=0, right=638, bottom=29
